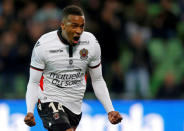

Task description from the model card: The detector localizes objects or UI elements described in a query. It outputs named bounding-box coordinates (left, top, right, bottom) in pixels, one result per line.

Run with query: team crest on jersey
left=79, top=48, right=88, bottom=60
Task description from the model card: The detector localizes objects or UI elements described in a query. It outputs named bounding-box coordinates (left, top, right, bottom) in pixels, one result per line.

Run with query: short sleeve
left=88, top=37, right=101, bottom=68
left=30, top=41, right=45, bottom=70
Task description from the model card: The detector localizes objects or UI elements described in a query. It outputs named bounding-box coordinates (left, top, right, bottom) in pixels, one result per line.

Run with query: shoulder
left=38, top=30, right=58, bottom=45
left=80, top=31, right=99, bottom=47
left=80, top=32, right=101, bottom=57
left=80, top=31, right=96, bottom=41
left=33, top=30, right=57, bottom=53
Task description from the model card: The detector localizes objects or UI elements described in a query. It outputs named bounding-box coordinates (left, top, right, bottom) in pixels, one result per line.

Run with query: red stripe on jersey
left=30, top=66, right=43, bottom=72
left=85, top=74, right=87, bottom=83
left=40, top=76, right=44, bottom=91
left=88, top=62, right=101, bottom=69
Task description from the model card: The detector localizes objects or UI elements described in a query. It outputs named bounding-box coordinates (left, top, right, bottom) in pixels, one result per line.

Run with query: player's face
left=61, top=15, right=85, bottom=45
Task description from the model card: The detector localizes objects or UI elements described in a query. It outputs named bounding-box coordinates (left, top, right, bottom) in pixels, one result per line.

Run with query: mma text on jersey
left=50, top=72, right=84, bottom=80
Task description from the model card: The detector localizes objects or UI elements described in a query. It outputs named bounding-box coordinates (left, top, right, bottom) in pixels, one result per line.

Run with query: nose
left=75, top=27, right=83, bottom=35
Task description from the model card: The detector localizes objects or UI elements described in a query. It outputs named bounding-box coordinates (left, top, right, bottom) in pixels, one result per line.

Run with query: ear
left=61, top=22, right=65, bottom=30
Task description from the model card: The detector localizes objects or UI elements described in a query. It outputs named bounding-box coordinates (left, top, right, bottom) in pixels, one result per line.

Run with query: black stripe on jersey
left=30, top=65, right=44, bottom=72
left=69, top=45, right=73, bottom=57
left=57, top=28, right=70, bottom=45
left=57, top=28, right=73, bottom=57
left=88, top=62, right=101, bottom=69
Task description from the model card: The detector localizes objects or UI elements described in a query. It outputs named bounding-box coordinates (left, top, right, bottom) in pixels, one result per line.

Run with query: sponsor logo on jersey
left=49, top=49, right=63, bottom=53
left=79, top=40, right=89, bottom=45
left=50, top=72, right=84, bottom=88
left=80, top=48, right=88, bottom=60
left=69, top=59, right=73, bottom=65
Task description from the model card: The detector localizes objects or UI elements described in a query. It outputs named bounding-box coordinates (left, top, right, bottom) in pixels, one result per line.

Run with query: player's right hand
left=24, top=112, right=36, bottom=127
left=108, top=111, right=122, bottom=124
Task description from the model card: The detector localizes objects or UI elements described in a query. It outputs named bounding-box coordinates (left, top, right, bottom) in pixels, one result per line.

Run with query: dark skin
left=61, top=14, right=122, bottom=125
left=24, top=14, right=122, bottom=131
left=61, top=14, right=85, bottom=46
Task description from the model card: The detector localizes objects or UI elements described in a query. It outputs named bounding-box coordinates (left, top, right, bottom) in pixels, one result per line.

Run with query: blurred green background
left=0, top=0, right=184, bottom=100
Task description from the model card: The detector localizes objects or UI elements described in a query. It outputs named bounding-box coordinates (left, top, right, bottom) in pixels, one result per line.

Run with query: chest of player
left=44, top=45, right=91, bottom=71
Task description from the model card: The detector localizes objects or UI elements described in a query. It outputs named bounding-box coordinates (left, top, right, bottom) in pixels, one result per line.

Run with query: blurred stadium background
left=0, top=0, right=184, bottom=131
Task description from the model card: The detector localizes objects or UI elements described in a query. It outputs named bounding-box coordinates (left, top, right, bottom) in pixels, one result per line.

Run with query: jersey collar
left=57, top=28, right=71, bottom=46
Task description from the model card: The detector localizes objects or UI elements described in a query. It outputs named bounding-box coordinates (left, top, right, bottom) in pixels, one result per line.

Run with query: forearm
left=26, top=80, right=39, bottom=113
left=26, top=68, right=42, bottom=113
left=92, top=79, right=114, bottom=113
left=89, top=65, right=114, bottom=113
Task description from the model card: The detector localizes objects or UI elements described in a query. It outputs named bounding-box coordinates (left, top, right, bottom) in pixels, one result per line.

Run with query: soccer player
left=24, top=5, right=122, bottom=131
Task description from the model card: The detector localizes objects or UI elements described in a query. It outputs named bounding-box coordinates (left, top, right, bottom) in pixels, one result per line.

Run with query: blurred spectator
left=0, top=29, right=18, bottom=98
left=156, top=71, right=181, bottom=99
left=125, top=0, right=151, bottom=43
left=110, top=61, right=125, bottom=96
left=18, top=1, right=38, bottom=26
left=94, top=0, right=126, bottom=96
left=151, top=0, right=179, bottom=38
left=82, top=0, right=102, bottom=33
left=0, top=0, right=183, bottom=99
left=0, top=30, right=18, bottom=73
left=0, top=15, right=5, bottom=34
left=97, top=0, right=124, bottom=64
left=1, top=0, right=15, bottom=24
left=148, top=38, right=184, bottom=97
left=26, top=21, right=45, bottom=43
left=119, top=31, right=152, bottom=99
left=33, top=1, right=61, bottom=31
left=178, top=76, right=184, bottom=98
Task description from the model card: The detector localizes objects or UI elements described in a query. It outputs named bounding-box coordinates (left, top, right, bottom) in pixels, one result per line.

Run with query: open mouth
left=73, top=36, right=80, bottom=44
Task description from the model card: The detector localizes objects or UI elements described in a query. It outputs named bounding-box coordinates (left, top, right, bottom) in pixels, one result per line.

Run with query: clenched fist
left=24, top=112, right=36, bottom=127
left=108, top=111, right=122, bottom=124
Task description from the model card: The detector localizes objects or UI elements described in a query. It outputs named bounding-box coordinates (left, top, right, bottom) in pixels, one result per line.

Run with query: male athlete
left=24, top=5, right=122, bottom=131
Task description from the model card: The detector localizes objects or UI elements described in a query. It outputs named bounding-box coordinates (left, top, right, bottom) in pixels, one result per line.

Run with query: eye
left=71, top=24, right=84, bottom=29
left=71, top=24, right=78, bottom=28
left=80, top=24, right=84, bottom=29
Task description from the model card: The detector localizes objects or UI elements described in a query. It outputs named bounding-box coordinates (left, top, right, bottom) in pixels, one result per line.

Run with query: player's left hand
left=24, top=112, right=36, bottom=127
left=108, top=111, right=122, bottom=124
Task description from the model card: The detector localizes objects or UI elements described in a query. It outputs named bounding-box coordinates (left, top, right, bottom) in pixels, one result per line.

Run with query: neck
left=57, top=28, right=71, bottom=45
left=61, top=32, right=68, bottom=42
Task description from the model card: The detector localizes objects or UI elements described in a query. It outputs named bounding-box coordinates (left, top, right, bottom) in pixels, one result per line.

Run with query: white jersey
left=30, top=30, right=101, bottom=114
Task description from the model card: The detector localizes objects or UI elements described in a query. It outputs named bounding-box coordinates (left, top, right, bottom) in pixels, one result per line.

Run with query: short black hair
left=62, top=5, right=84, bottom=21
